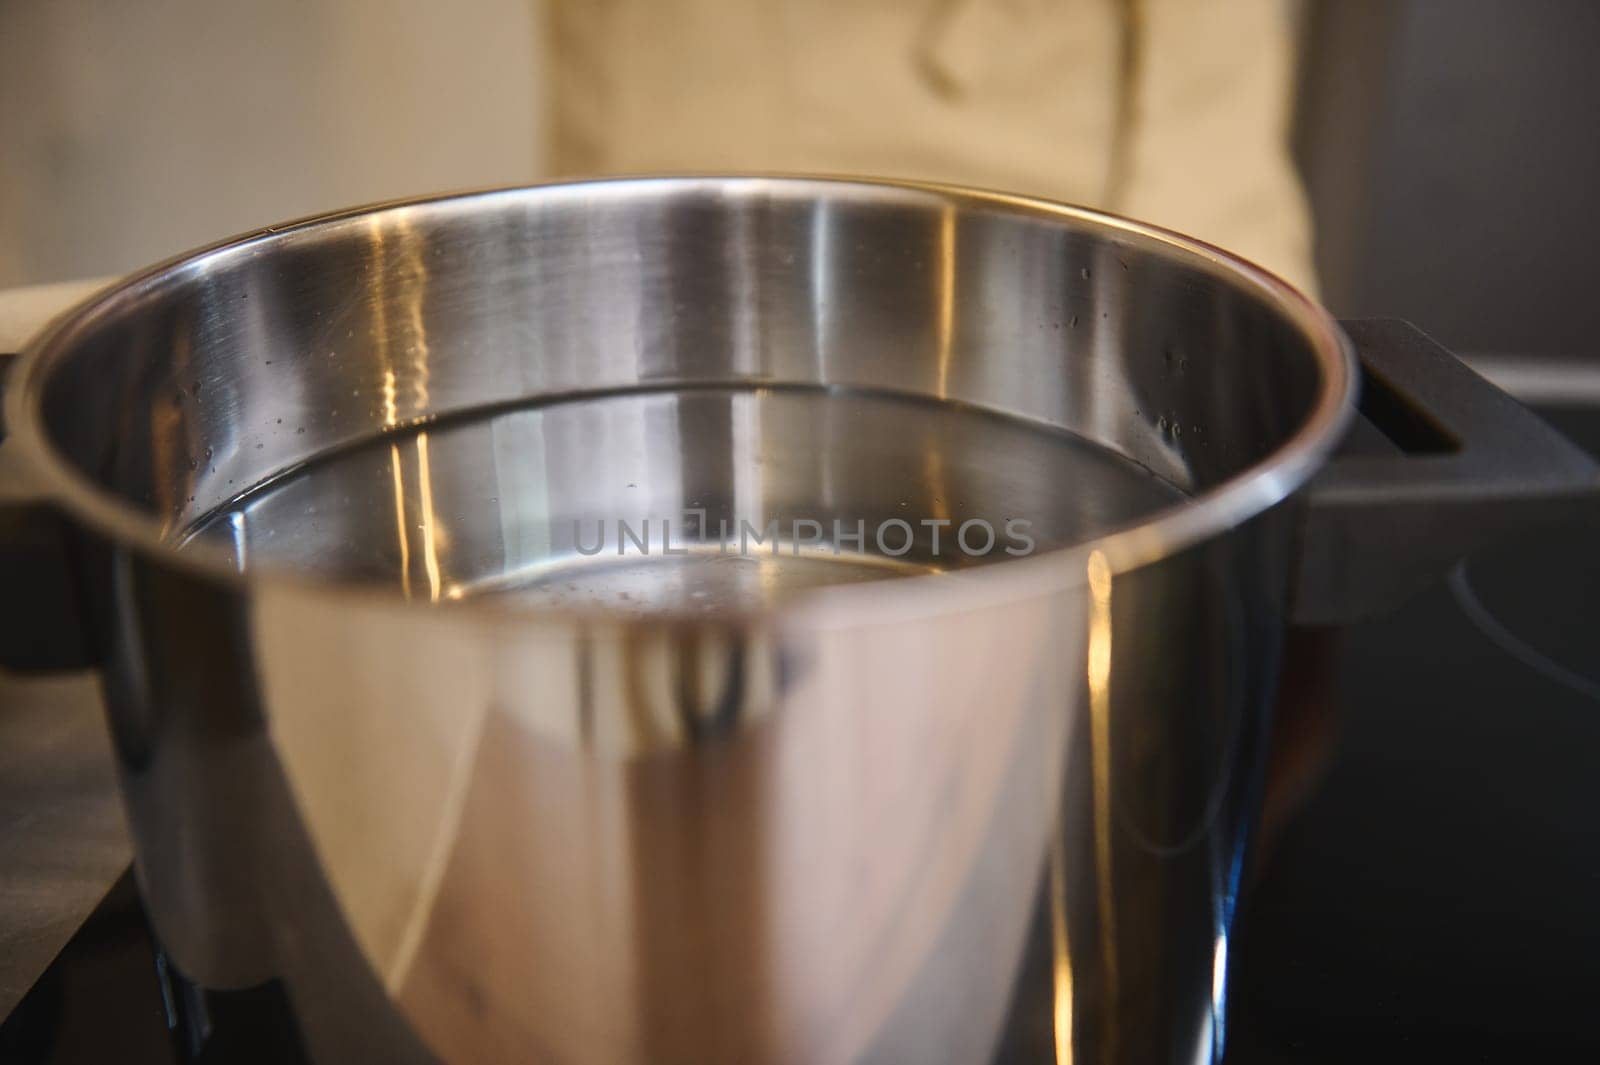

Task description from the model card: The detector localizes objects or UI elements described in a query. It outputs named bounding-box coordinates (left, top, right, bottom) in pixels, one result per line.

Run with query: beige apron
left=544, top=0, right=1317, bottom=293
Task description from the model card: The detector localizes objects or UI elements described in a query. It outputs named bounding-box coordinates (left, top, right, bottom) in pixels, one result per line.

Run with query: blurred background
left=3, top=0, right=1598, bottom=359
left=0, top=0, right=543, bottom=287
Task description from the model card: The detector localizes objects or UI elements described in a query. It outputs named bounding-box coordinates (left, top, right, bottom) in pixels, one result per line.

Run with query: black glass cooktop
left=1230, top=404, right=1600, bottom=1063
left=4, top=406, right=1597, bottom=1065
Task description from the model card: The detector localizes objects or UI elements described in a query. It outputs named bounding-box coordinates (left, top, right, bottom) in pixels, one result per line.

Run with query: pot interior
left=28, top=178, right=1334, bottom=609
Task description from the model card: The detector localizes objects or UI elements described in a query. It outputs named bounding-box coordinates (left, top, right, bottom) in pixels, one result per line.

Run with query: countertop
left=0, top=280, right=128, bottom=1019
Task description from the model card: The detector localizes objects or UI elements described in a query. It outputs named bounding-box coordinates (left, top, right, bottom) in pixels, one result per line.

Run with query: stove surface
left=4, top=405, right=1597, bottom=1065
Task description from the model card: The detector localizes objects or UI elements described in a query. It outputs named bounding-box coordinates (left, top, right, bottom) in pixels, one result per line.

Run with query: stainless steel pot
left=1, top=177, right=1593, bottom=1064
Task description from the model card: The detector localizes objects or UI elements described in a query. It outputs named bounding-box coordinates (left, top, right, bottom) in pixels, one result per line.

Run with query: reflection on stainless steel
left=1049, top=833, right=1074, bottom=1065
left=1, top=178, right=1357, bottom=1063
left=1084, top=549, right=1118, bottom=1062
left=414, top=431, right=443, bottom=602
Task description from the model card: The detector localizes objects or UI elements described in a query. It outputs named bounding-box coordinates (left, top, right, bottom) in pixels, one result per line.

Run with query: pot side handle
left=1291, top=319, right=1600, bottom=625
left=0, top=351, right=94, bottom=670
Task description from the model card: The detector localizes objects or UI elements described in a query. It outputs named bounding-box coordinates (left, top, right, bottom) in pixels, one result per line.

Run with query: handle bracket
left=1292, top=319, right=1600, bottom=625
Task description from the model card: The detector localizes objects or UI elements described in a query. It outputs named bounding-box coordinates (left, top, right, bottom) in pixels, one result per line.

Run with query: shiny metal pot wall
left=1, top=178, right=1592, bottom=1064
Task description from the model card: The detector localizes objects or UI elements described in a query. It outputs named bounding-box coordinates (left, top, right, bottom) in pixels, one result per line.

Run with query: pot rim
left=2, top=175, right=1357, bottom=623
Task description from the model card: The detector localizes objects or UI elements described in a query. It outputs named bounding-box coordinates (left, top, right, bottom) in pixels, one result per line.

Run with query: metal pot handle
left=1292, top=319, right=1600, bottom=625
left=0, top=351, right=94, bottom=670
